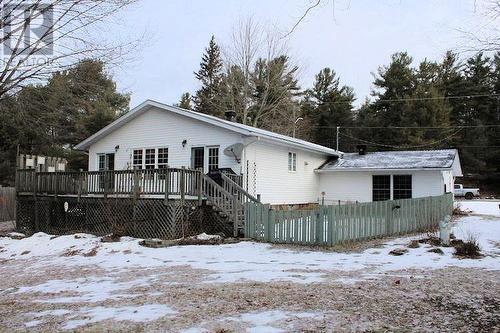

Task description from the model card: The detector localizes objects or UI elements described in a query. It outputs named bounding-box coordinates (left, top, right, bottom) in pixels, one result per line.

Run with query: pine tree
left=305, top=68, right=355, bottom=149
left=193, top=36, right=224, bottom=116
left=176, top=92, right=192, bottom=110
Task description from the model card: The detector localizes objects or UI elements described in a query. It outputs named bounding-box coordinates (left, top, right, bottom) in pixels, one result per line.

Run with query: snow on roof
left=74, top=100, right=340, bottom=156
left=319, top=149, right=459, bottom=171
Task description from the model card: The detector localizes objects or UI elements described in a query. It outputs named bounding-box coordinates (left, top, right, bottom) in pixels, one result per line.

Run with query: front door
left=191, top=147, right=204, bottom=171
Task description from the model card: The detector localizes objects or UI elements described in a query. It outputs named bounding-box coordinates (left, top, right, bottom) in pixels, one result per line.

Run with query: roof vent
left=225, top=110, right=237, bottom=122
left=356, top=144, right=367, bottom=155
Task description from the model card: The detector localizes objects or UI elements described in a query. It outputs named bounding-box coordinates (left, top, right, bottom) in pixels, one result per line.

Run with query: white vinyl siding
left=88, top=106, right=242, bottom=173
left=319, top=170, right=445, bottom=204
left=244, top=140, right=326, bottom=205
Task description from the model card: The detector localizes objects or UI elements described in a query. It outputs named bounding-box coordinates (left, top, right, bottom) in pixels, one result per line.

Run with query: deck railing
left=16, top=168, right=202, bottom=198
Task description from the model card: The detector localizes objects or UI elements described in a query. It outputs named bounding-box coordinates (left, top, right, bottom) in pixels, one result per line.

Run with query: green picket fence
left=244, top=193, right=453, bottom=245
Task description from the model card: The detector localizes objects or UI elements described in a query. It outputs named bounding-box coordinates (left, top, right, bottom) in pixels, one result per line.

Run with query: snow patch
left=455, top=200, right=500, bottom=217
left=62, top=304, right=176, bottom=329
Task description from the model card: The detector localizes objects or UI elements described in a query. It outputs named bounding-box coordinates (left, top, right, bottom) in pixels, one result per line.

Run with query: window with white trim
left=373, top=175, right=391, bottom=201
left=393, top=175, right=412, bottom=199
left=157, top=148, right=168, bottom=169
left=208, top=147, right=219, bottom=171
left=144, top=148, right=155, bottom=169
left=132, top=149, right=143, bottom=169
left=98, top=154, right=106, bottom=170
left=288, top=152, right=297, bottom=172
left=132, top=148, right=168, bottom=169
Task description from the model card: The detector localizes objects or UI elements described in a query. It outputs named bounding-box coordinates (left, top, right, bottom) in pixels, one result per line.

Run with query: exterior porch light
left=182, top=139, right=187, bottom=148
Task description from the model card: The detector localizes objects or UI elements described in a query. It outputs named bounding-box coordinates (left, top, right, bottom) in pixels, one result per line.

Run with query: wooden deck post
left=133, top=169, right=140, bottom=200
left=164, top=167, right=170, bottom=204
left=180, top=167, right=186, bottom=204
left=77, top=173, right=82, bottom=202
left=197, top=168, right=203, bottom=206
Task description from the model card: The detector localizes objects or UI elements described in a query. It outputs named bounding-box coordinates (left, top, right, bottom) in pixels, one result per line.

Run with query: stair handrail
left=201, top=173, right=239, bottom=237
left=220, top=173, right=259, bottom=204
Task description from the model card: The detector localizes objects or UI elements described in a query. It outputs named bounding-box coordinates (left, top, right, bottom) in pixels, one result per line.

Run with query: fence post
left=33, top=172, right=39, bottom=232
left=267, top=206, right=274, bottom=242
left=315, top=209, right=321, bottom=244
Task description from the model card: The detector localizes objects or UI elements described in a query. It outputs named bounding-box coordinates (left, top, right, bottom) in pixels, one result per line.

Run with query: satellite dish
left=223, top=143, right=244, bottom=163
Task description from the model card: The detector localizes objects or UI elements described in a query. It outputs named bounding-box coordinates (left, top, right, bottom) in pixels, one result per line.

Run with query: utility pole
left=293, top=117, right=303, bottom=138
left=336, top=126, right=340, bottom=151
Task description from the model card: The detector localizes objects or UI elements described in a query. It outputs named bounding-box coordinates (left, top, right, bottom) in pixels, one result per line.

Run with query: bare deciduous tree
left=458, top=0, right=500, bottom=52
left=0, top=0, right=140, bottom=100
left=223, top=18, right=300, bottom=132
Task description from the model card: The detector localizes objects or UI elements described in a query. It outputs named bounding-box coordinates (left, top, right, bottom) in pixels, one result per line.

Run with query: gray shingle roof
left=319, top=149, right=458, bottom=171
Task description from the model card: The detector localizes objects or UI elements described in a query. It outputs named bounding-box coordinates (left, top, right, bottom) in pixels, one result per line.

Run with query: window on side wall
left=157, top=148, right=168, bottom=169
left=132, top=149, right=143, bottom=169
left=288, top=152, right=297, bottom=172
left=373, top=175, right=390, bottom=201
left=145, top=148, right=155, bottom=170
left=208, top=147, right=219, bottom=171
left=393, top=175, right=412, bottom=199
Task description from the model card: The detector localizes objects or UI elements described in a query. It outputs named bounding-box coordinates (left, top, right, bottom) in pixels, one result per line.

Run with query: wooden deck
left=16, top=168, right=257, bottom=237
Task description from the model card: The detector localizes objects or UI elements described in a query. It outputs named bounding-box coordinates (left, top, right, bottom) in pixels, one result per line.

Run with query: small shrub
left=408, top=240, right=420, bottom=248
left=427, top=248, right=444, bottom=255
left=453, top=205, right=469, bottom=216
left=453, top=236, right=481, bottom=258
left=389, top=248, right=408, bottom=256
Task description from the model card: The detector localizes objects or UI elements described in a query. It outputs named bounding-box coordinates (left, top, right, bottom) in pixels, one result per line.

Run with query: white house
left=74, top=100, right=462, bottom=205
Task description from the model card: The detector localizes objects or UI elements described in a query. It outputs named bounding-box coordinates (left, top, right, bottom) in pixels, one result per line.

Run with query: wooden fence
left=244, top=193, right=453, bottom=245
left=0, top=187, right=16, bottom=222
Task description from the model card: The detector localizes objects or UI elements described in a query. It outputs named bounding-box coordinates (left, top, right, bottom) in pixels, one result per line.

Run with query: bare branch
left=281, top=0, right=322, bottom=39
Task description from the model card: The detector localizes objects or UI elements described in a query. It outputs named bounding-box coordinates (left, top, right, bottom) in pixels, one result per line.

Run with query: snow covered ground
left=0, top=200, right=499, bottom=332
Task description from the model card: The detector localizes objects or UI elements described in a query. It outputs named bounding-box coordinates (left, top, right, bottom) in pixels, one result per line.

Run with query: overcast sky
left=111, top=0, right=489, bottom=108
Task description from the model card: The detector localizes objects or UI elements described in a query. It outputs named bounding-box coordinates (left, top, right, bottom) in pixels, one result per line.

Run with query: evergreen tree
left=250, top=55, right=301, bottom=134
left=176, top=92, right=193, bottom=110
left=0, top=59, right=129, bottom=184
left=304, top=68, right=355, bottom=149
left=193, top=36, right=224, bottom=116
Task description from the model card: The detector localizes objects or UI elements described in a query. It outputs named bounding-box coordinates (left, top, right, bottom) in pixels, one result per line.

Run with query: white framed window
left=132, top=147, right=168, bottom=169
left=393, top=175, right=412, bottom=199
left=288, top=152, right=297, bottom=172
left=98, top=154, right=106, bottom=170
left=157, top=148, right=168, bottom=169
left=133, top=149, right=143, bottom=169
left=144, top=148, right=156, bottom=169
left=208, top=147, right=219, bottom=171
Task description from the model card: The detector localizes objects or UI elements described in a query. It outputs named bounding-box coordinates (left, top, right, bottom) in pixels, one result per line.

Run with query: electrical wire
left=304, top=93, right=500, bottom=106
left=338, top=127, right=464, bottom=149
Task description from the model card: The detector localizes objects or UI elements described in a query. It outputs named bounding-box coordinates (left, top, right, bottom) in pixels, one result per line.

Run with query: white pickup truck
left=454, top=184, right=480, bottom=200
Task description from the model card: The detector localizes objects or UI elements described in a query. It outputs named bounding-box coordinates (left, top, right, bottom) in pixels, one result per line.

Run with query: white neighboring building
left=75, top=100, right=462, bottom=205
